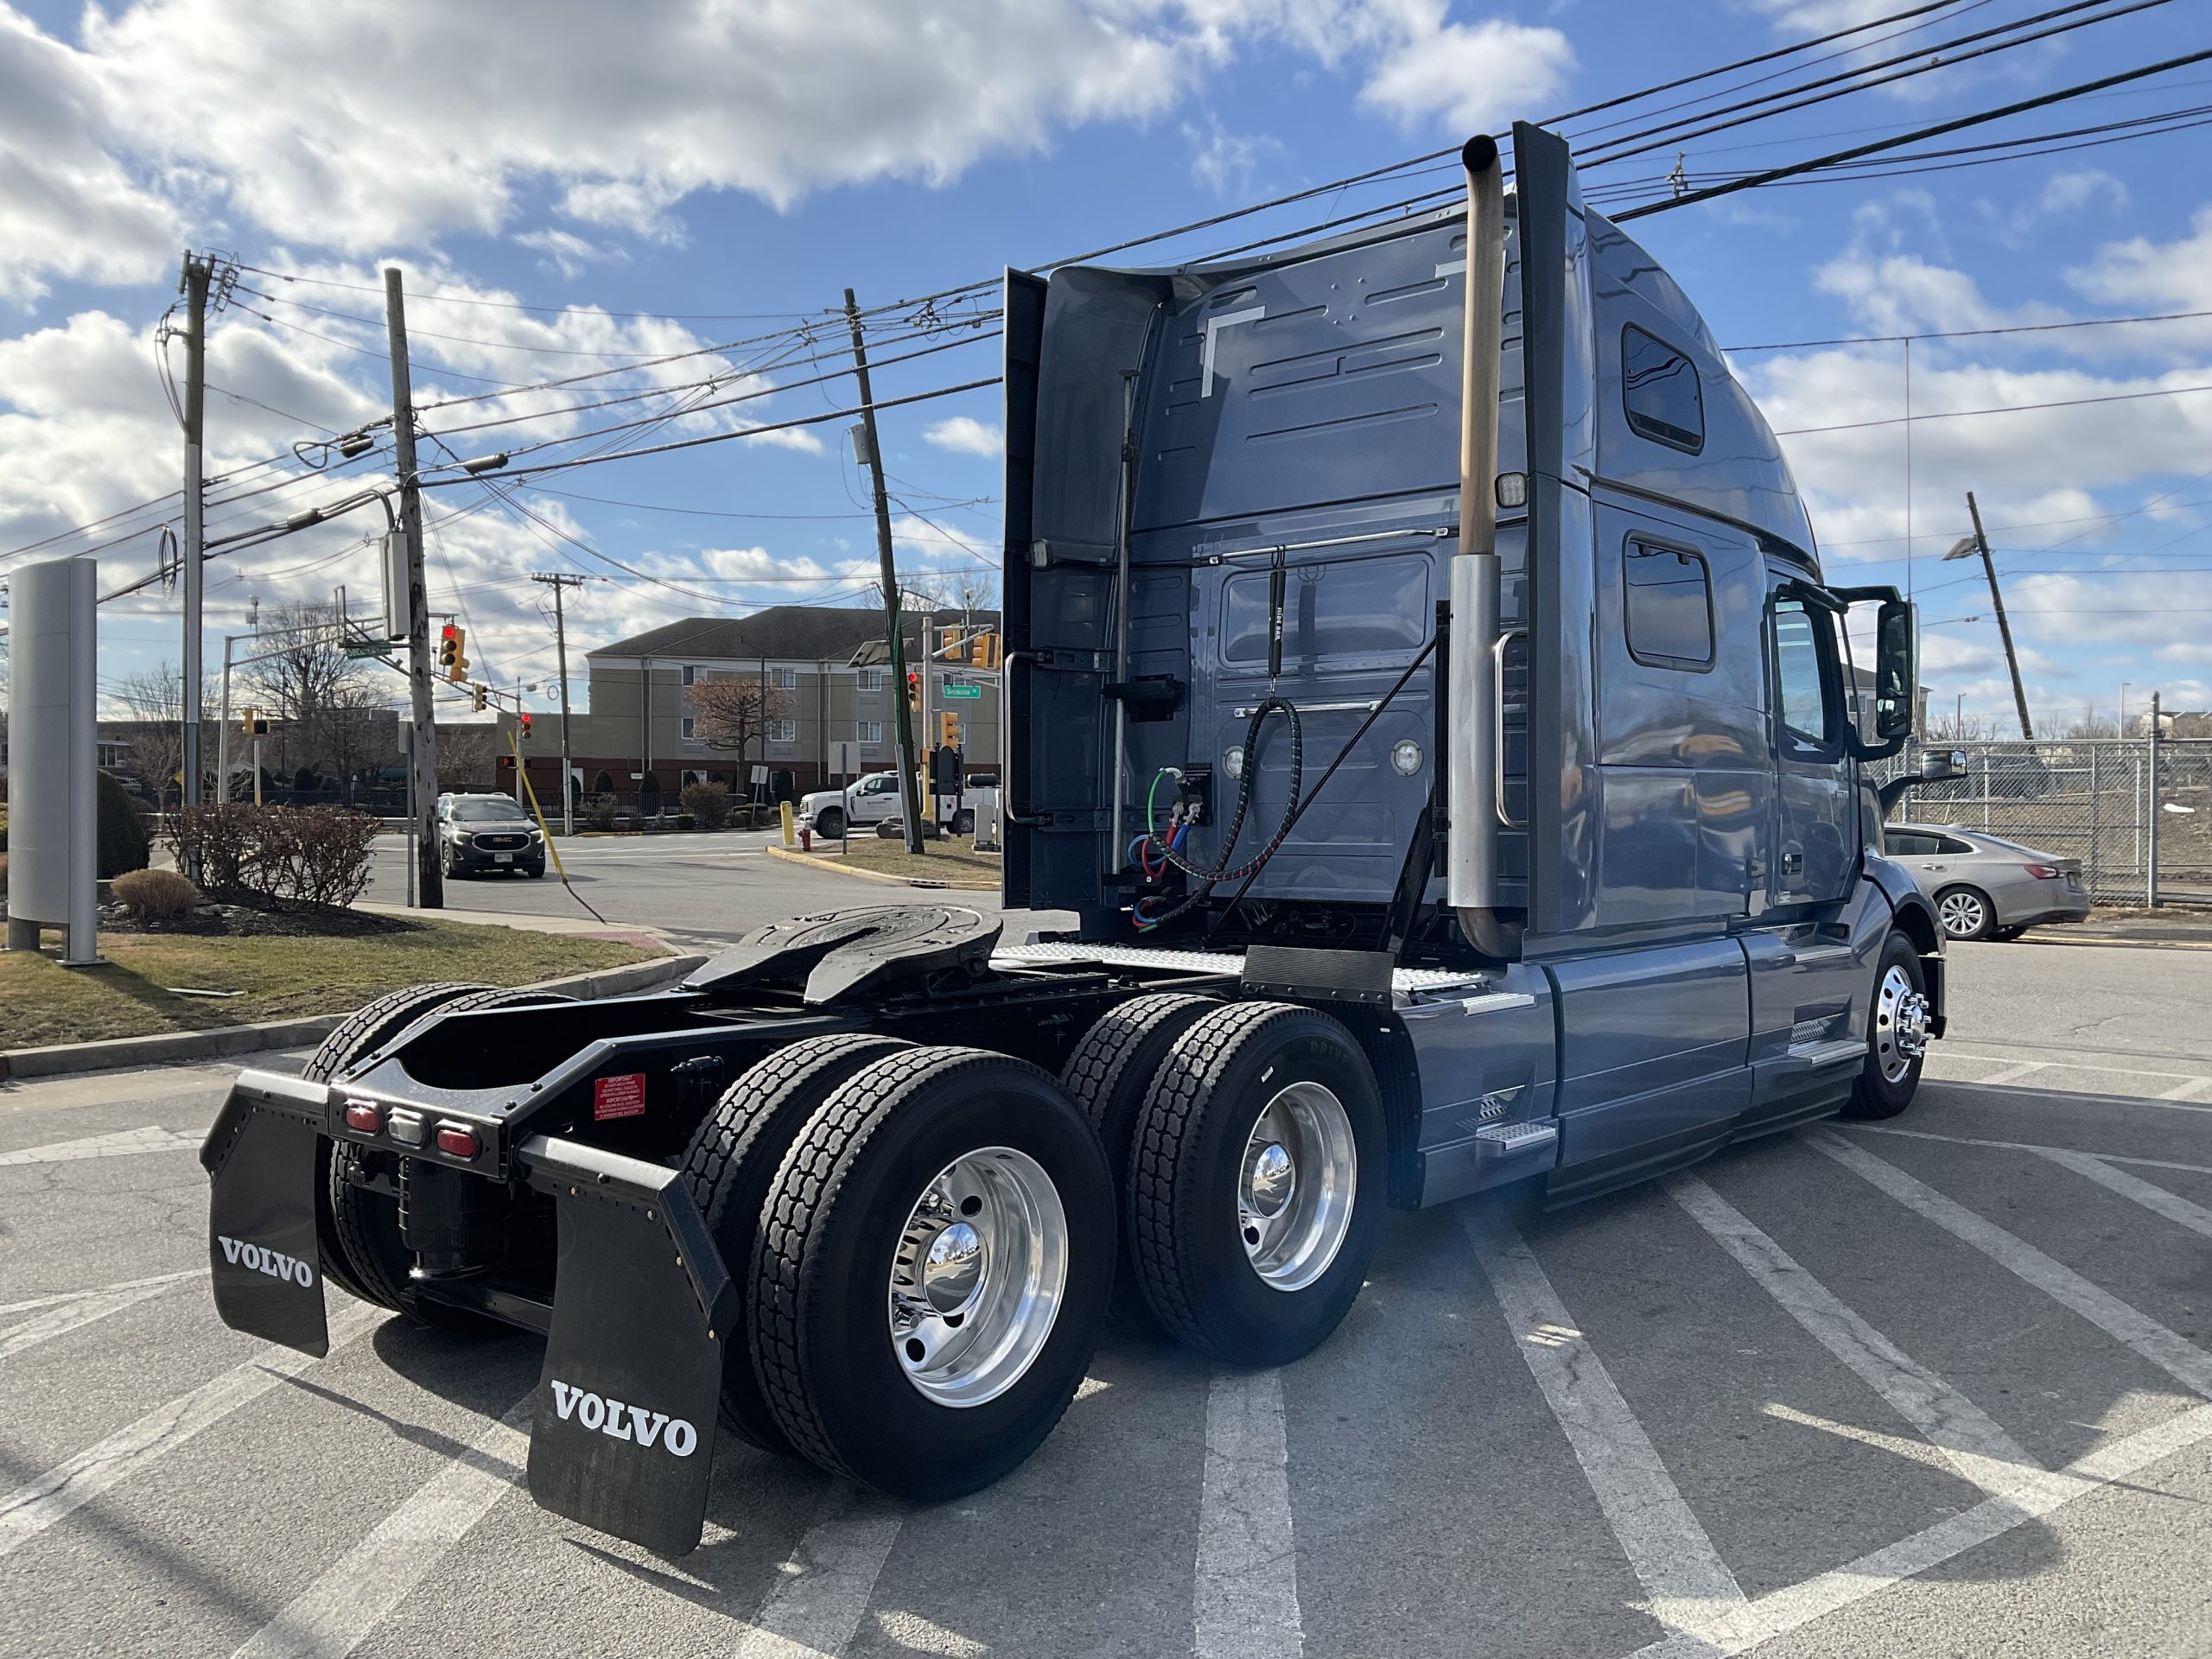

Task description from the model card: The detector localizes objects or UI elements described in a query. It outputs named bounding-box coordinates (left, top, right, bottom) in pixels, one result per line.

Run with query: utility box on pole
left=6, top=556, right=99, bottom=963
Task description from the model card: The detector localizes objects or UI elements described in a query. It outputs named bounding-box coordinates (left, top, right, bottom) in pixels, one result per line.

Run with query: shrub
left=163, top=803, right=377, bottom=910
left=680, top=781, right=732, bottom=830
left=112, top=868, right=201, bottom=921
left=582, top=793, right=619, bottom=831
left=96, top=772, right=151, bottom=879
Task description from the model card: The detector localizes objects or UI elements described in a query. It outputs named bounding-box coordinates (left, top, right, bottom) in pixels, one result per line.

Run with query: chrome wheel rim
left=888, top=1146, right=1067, bottom=1408
left=1237, top=1081, right=1357, bottom=1293
left=1872, top=964, right=1930, bottom=1084
left=1939, top=892, right=1985, bottom=938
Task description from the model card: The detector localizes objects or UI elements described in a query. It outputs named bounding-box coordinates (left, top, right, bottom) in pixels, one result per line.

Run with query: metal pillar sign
left=6, top=556, right=99, bottom=963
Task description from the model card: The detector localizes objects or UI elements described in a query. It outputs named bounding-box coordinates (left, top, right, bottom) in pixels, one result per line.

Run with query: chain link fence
left=1878, top=737, right=2212, bottom=908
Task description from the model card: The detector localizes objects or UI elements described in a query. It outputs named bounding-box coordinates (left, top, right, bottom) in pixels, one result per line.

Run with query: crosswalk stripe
left=0, top=1127, right=204, bottom=1167
left=1669, top=1174, right=2066, bottom=1506
left=0, top=1303, right=385, bottom=1558
left=1463, top=1204, right=1746, bottom=1655
left=731, top=1493, right=904, bottom=1659
left=231, top=1395, right=532, bottom=1659
left=2032, top=1147, right=2212, bottom=1242
left=1808, top=1129, right=2212, bottom=1400
left=0, top=1276, right=198, bottom=1364
left=1193, top=1368, right=1303, bottom=1659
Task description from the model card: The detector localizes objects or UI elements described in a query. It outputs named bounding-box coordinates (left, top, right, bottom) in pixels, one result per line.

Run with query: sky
left=2, top=0, right=2209, bottom=734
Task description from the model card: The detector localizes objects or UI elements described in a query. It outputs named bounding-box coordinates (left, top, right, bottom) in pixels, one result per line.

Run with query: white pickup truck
left=794, top=770, right=999, bottom=840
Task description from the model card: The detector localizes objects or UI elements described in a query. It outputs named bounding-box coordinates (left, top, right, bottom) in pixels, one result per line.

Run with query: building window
left=769, top=666, right=798, bottom=690
left=1622, top=542, right=1714, bottom=670
left=1621, top=324, right=1704, bottom=454
left=680, top=716, right=696, bottom=741
left=680, top=664, right=697, bottom=685
left=767, top=718, right=797, bottom=745
left=855, top=721, right=883, bottom=744
left=856, top=668, right=885, bottom=692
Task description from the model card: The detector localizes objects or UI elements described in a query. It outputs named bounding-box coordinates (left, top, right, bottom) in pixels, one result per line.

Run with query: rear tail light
left=434, top=1122, right=480, bottom=1160
left=2023, top=864, right=2062, bottom=880
left=343, top=1102, right=383, bottom=1134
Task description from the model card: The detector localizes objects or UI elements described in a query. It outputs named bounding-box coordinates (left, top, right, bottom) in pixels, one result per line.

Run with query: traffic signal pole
left=385, top=266, right=443, bottom=908
left=846, top=288, right=925, bottom=855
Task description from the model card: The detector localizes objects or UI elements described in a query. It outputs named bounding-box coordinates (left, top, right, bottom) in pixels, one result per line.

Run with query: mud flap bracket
left=517, top=1135, right=737, bottom=1557
left=201, top=1071, right=332, bottom=1357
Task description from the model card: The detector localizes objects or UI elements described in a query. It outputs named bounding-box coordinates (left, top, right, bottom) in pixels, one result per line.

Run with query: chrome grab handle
left=1493, top=626, right=1527, bottom=830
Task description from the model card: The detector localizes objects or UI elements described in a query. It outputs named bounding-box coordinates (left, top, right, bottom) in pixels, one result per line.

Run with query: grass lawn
left=0, top=919, right=656, bottom=1050
left=812, top=841, right=1001, bottom=889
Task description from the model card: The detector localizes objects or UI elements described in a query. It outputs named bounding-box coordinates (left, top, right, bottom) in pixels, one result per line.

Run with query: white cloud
left=1184, top=115, right=1281, bottom=198
left=513, top=229, right=631, bottom=280
left=924, top=416, right=1004, bottom=458
left=1356, top=5, right=1574, bottom=135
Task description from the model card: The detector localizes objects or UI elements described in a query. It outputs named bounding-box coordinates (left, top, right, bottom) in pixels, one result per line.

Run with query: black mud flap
left=518, top=1135, right=737, bottom=1558
left=201, top=1071, right=332, bottom=1357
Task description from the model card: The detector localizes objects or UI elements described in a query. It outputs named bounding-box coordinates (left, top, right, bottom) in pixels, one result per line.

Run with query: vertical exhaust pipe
left=1446, top=134, right=1517, bottom=959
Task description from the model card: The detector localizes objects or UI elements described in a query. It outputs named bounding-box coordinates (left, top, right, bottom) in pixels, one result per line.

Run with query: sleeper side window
left=1623, top=541, right=1714, bottom=670
left=1771, top=598, right=1834, bottom=751
left=1622, top=325, right=1705, bottom=454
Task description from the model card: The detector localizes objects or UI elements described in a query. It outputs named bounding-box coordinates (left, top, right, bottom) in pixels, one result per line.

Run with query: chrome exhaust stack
left=1446, top=134, right=1516, bottom=958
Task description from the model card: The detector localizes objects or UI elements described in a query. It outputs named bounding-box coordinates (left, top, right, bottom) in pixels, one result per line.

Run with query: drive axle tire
left=751, top=1046, right=1115, bottom=1499
left=306, top=982, right=491, bottom=1308
left=1128, top=1001, right=1385, bottom=1367
left=681, top=1033, right=912, bottom=1453
left=1841, top=932, right=1930, bottom=1121
left=325, top=986, right=571, bottom=1332
left=1058, top=994, right=1220, bottom=1332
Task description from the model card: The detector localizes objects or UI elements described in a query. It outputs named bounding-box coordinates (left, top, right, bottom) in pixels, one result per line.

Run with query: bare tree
left=435, top=725, right=499, bottom=791
left=242, top=601, right=382, bottom=785
left=687, top=673, right=794, bottom=761
left=112, top=662, right=218, bottom=804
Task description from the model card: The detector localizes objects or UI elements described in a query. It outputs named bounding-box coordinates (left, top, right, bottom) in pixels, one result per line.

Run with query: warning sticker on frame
left=594, top=1073, right=647, bottom=1122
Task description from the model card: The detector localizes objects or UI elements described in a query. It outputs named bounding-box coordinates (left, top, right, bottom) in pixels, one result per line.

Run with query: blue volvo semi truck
left=200, top=123, right=1942, bottom=1555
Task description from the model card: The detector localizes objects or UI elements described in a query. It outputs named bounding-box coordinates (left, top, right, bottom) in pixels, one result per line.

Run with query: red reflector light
left=343, top=1102, right=383, bottom=1134
left=2024, top=864, right=2061, bottom=880
left=434, top=1122, right=480, bottom=1159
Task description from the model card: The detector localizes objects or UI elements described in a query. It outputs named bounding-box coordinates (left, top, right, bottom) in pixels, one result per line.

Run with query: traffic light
left=937, top=624, right=965, bottom=662
left=969, top=630, right=995, bottom=668
left=518, top=712, right=532, bottom=742
left=438, top=625, right=468, bottom=682
left=906, top=670, right=921, bottom=711
left=938, top=710, right=960, bottom=747
left=472, top=682, right=487, bottom=713
left=240, top=708, right=268, bottom=736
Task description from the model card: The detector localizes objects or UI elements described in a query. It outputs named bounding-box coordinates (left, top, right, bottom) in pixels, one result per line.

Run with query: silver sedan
left=1881, top=822, right=2092, bottom=941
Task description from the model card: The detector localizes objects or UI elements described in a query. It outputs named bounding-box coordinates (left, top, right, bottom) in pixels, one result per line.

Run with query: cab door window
left=1771, top=599, right=1835, bottom=752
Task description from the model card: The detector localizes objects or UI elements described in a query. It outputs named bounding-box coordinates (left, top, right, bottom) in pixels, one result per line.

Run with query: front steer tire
left=750, top=1046, right=1115, bottom=1500
left=1058, top=994, right=1220, bottom=1332
left=1128, top=1001, right=1386, bottom=1367
left=1840, top=931, right=1929, bottom=1122
left=325, top=985, right=572, bottom=1332
left=680, top=1033, right=912, bottom=1454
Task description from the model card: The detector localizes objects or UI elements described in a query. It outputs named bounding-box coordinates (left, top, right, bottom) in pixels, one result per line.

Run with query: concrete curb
left=0, top=951, right=709, bottom=1084
left=764, top=844, right=996, bottom=892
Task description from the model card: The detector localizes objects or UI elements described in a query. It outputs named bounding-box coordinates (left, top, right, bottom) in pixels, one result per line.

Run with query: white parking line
left=0, top=1127, right=204, bottom=1166
left=231, top=1395, right=531, bottom=1659
left=0, top=1274, right=200, bottom=1364
left=0, top=1268, right=207, bottom=1320
left=731, top=1493, right=904, bottom=1659
left=2158, top=1076, right=2212, bottom=1102
left=1193, top=1368, right=1303, bottom=1659
left=1669, top=1174, right=2063, bottom=1506
left=1462, top=1204, right=1746, bottom=1654
left=0, top=1303, right=384, bottom=1558
left=1958, top=1060, right=2048, bottom=1088
left=1630, top=1402, right=2212, bottom=1659
left=1808, top=1130, right=2212, bottom=1400
left=2033, top=1147, right=2212, bottom=1243
left=1846, top=1123, right=2212, bottom=1177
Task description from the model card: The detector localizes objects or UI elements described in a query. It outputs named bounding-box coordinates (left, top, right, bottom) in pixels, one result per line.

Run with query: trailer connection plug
left=1130, top=700, right=1304, bottom=932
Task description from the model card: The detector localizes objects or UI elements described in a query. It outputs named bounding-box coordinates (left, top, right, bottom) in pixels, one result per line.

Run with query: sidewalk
left=355, top=899, right=672, bottom=955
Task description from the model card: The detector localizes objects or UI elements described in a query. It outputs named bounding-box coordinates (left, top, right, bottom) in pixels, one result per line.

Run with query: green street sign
left=942, top=682, right=982, bottom=700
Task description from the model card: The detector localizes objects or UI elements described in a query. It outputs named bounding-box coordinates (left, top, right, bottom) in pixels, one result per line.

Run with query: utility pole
left=531, top=572, right=585, bottom=835
left=1965, top=493, right=2033, bottom=741
left=180, top=253, right=211, bottom=813
left=385, top=267, right=442, bottom=908
left=845, top=288, right=925, bottom=854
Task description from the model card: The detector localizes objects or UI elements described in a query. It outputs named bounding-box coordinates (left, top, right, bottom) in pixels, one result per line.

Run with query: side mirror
left=1872, top=598, right=1914, bottom=745
left=1921, top=748, right=1965, bottom=781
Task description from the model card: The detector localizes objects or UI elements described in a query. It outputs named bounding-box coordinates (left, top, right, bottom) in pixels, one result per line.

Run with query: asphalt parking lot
left=3, top=938, right=2209, bottom=1658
